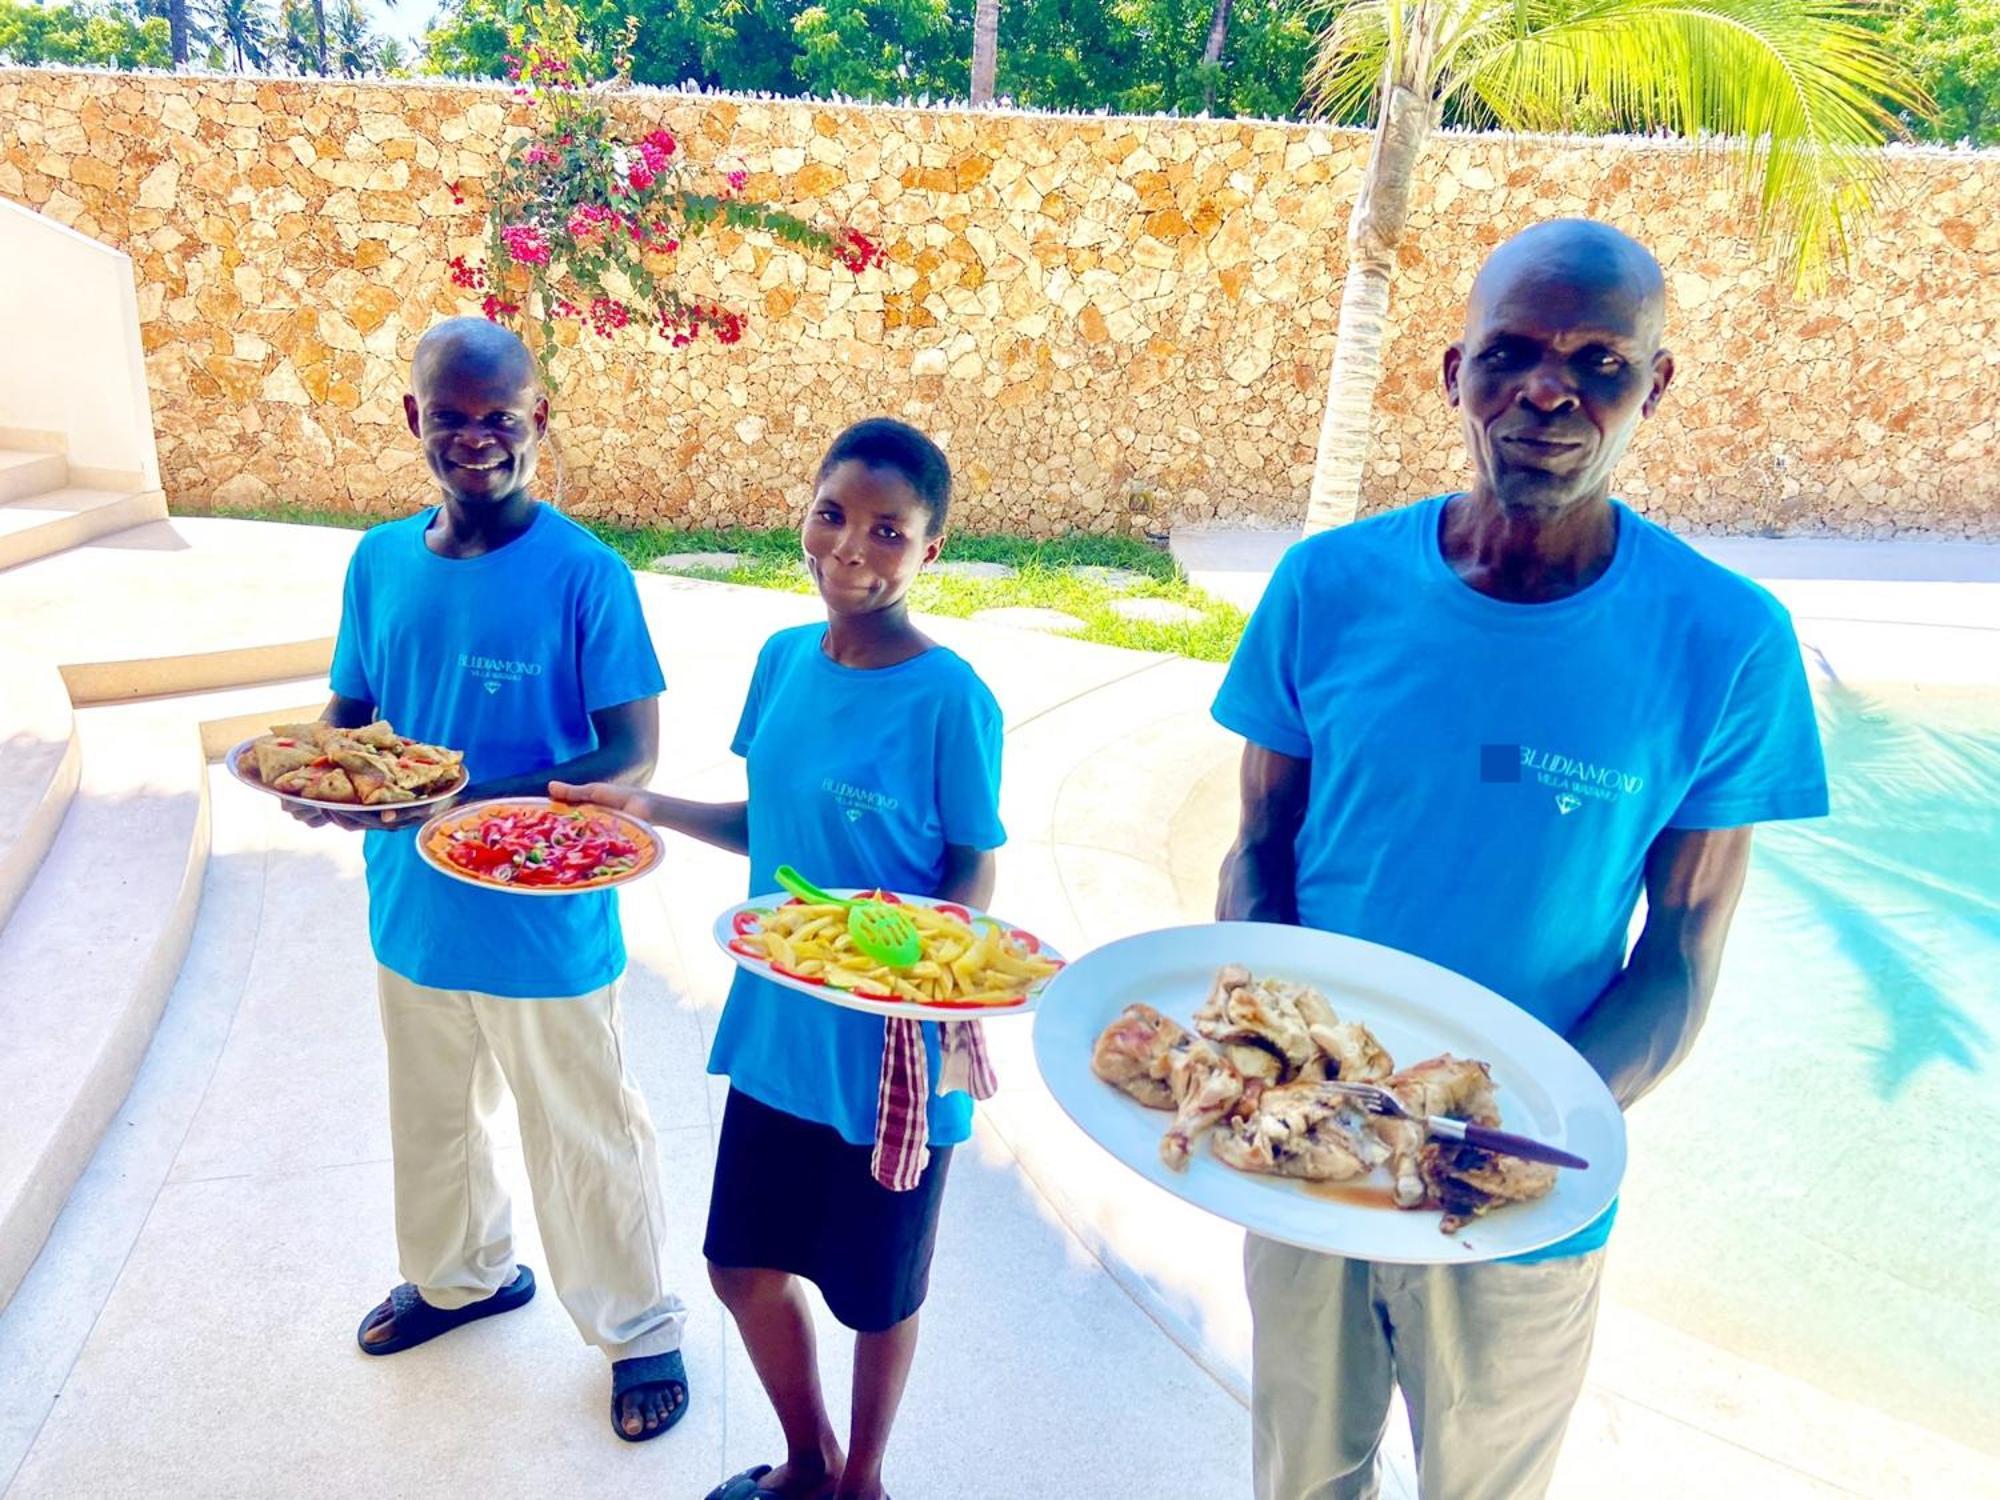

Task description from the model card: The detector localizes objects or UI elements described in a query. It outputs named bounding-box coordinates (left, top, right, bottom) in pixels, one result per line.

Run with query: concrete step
left=0, top=517, right=355, bottom=704
left=0, top=450, right=66, bottom=507
left=0, top=656, right=79, bottom=939
left=0, top=698, right=209, bottom=1312
left=0, top=488, right=167, bottom=574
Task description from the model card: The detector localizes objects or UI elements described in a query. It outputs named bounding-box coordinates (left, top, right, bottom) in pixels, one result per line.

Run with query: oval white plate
left=713, top=891, right=1067, bottom=1022
left=226, top=735, right=468, bottom=816
left=416, top=798, right=665, bottom=897
left=1031, top=921, right=1626, bottom=1264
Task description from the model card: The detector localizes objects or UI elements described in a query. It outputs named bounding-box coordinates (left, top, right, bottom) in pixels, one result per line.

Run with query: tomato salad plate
left=713, top=891, right=1067, bottom=1022
left=418, top=798, right=664, bottom=896
left=1032, top=922, right=1625, bottom=1264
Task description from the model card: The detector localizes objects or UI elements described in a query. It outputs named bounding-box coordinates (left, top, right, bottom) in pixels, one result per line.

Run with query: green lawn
left=183, top=504, right=1249, bottom=661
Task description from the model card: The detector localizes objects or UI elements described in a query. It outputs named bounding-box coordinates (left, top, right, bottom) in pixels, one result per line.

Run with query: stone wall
left=2, top=68, right=1995, bottom=538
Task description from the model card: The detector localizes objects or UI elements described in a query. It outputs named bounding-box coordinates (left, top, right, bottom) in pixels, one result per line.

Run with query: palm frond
left=1456, top=0, right=1927, bottom=287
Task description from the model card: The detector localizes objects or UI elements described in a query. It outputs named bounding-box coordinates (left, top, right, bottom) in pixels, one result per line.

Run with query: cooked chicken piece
left=1211, top=1082, right=1387, bottom=1181
left=1160, top=1039, right=1244, bottom=1169
left=1374, top=1056, right=1502, bottom=1207
left=1091, top=1003, right=1189, bottom=1110
left=1419, top=1141, right=1558, bottom=1234
left=1313, top=1019, right=1395, bottom=1083
left=1194, top=967, right=1345, bottom=1081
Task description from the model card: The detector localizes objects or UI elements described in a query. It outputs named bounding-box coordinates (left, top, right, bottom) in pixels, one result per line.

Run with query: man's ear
left=923, top=528, right=946, bottom=566
left=1443, top=344, right=1464, bottom=408
left=403, top=392, right=422, bottom=440
left=1643, top=349, right=1675, bottom=418
left=532, top=393, right=550, bottom=440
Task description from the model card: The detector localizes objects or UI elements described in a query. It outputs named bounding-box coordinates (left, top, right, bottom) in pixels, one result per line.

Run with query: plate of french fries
left=713, top=890, right=1067, bottom=1020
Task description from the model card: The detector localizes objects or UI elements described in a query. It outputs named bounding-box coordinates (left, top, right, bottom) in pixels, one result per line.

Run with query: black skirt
left=703, top=1087, right=953, bottom=1333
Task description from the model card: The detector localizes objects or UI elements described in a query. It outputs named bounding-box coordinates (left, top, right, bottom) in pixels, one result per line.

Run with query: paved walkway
left=2, top=522, right=1997, bottom=1498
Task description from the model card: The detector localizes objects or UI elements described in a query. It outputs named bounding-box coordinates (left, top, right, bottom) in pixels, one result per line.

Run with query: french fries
left=744, top=899, right=1060, bottom=1006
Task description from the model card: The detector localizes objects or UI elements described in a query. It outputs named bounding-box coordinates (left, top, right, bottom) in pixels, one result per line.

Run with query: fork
left=1322, top=1081, right=1592, bottom=1171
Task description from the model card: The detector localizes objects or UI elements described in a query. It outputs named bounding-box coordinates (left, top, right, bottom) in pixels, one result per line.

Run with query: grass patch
left=181, top=504, right=1248, bottom=662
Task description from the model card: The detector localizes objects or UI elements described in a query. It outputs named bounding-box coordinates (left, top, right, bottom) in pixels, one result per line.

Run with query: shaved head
left=412, top=316, right=539, bottom=398
left=1444, top=218, right=1675, bottom=518
left=405, top=317, right=548, bottom=508
left=1468, top=220, right=1667, bottom=352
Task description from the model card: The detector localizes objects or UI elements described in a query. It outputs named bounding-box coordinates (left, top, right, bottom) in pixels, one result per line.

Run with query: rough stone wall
left=2, top=68, right=1995, bottom=538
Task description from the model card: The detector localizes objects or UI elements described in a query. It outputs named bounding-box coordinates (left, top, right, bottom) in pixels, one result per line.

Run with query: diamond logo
left=845, top=807, right=864, bottom=822
left=1555, top=794, right=1581, bottom=815
left=484, top=679, right=501, bottom=694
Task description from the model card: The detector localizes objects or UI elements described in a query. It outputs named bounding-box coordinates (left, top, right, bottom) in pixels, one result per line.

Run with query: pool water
left=1609, top=680, right=2000, bottom=1452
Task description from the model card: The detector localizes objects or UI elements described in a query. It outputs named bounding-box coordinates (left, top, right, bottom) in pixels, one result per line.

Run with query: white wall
left=0, top=198, right=160, bottom=487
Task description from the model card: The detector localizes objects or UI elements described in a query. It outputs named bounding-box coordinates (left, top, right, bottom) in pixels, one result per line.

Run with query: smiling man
left=302, top=317, right=691, bottom=1442
left=1213, top=221, right=1829, bottom=1498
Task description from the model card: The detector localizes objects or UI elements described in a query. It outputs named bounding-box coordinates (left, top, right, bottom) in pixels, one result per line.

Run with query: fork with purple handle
left=1324, top=1081, right=1592, bottom=1171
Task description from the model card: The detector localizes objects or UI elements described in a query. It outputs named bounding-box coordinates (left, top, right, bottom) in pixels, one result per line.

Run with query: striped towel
left=870, top=1017, right=997, bottom=1192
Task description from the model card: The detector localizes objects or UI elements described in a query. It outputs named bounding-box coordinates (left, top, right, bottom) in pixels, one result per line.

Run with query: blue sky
left=363, top=0, right=440, bottom=57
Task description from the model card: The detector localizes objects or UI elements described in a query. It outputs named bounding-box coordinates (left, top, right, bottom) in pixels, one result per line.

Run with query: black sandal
left=355, top=1266, right=535, bottom=1356
left=610, top=1348, right=690, bottom=1442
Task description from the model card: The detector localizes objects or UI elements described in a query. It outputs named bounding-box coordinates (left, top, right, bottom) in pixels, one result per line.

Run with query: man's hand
left=281, top=798, right=427, bottom=833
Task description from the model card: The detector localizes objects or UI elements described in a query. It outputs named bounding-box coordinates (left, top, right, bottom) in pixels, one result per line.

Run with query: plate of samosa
left=228, top=720, right=467, bottom=811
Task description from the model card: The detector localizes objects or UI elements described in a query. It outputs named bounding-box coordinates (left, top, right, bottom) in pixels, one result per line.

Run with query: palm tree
left=331, top=0, right=379, bottom=75
left=1200, top=0, right=1235, bottom=111
left=970, top=0, right=999, bottom=103
left=1298, top=0, right=1926, bottom=533
left=203, top=0, right=272, bottom=68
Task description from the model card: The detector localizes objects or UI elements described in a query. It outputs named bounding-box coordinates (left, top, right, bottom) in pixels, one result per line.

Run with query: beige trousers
left=1246, top=1235, right=1604, bottom=1500
left=377, top=968, right=687, bottom=1360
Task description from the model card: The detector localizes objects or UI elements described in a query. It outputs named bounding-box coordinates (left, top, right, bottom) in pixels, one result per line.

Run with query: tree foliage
left=0, top=0, right=171, bottom=67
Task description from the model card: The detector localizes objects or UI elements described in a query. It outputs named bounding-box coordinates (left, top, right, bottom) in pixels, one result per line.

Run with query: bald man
left=301, top=318, right=691, bottom=1440
left=1213, top=221, right=1828, bottom=1498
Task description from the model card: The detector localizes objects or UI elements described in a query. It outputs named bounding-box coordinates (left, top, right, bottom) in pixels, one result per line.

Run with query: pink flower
left=638, top=131, right=674, bottom=175
left=499, top=223, right=551, bottom=268
left=835, top=228, right=881, bottom=274
left=726, top=168, right=748, bottom=195
left=587, top=297, right=631, bottom=338
left=523, top=143, right=559, bottom=168
left=566, top=202, right=618, bottom=246
left=628, top=162, right=655, bottom=193
left=447, top=255, right=486, bottom=290
left=480, top=293, right=520, bottom=321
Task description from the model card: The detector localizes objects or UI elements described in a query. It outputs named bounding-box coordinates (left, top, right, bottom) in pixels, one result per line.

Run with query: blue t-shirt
left=707, top=626, right=1008, bottom=1149
left=1212, top=496, right=1828, bottom=1260
left=329, top=504, right=666, bottom=998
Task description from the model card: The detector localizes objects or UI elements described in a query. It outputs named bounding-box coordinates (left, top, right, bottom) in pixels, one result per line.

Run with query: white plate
left=416, top=798, right=665, bottom=897
left=225, top=735, right=468, bottom=816
left=1031, top=921, right=1625, bottom=1264
left=713, top=891, right=1067, bottom=1022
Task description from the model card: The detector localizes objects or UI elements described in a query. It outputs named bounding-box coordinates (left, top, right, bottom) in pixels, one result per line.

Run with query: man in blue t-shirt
left=1213, top=221, right=1828, bottom=1500
left=300, top=319, right=688, bottom=1442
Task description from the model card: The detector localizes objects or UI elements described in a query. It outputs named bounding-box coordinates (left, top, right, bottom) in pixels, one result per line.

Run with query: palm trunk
left=313, top=0, right=327, bottom=72
left=1302, top=67, right=1434, bottom=533
left=970, top=0, right=999, bottom=105
left=168, top=0, right=188, bottom=63
left=1200, top=0, right=1233, bottom=112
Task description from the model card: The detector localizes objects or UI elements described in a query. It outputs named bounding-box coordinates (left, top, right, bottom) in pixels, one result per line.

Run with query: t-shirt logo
left=1482, top=743, right=1644, bottom=817
left=823, top=778, right=898, bottom=824
left=460, top=652, right=546, bottom=696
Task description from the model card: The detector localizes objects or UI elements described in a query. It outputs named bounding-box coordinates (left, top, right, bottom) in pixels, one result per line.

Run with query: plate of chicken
left=1031, top=922, right=1624, bottom=1262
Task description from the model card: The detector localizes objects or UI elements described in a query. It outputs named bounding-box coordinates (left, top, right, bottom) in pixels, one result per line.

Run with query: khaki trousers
left=377, top=968, right=687, bottom=1360
left=1246, top=1234, right=1604, bottom=1500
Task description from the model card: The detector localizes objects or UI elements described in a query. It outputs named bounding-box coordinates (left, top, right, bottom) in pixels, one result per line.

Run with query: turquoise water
left=1612, top=681, right=2000, bottom=1453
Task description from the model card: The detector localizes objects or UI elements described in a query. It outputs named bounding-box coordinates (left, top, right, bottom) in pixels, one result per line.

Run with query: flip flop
left=610, top=1348, right=690, bottom=1443
left=355, top=1265, right=536, bottom=1356
left=702, top=1466, right=841, bottom=1500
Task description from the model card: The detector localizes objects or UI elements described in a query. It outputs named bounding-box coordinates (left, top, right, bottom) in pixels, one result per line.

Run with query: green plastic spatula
left=774, top=865, right=924, bottom=970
